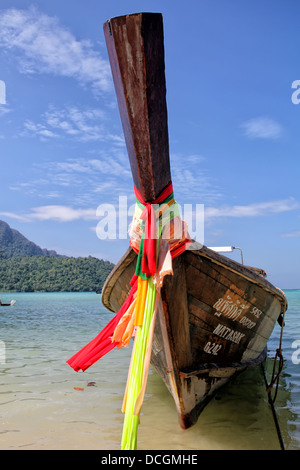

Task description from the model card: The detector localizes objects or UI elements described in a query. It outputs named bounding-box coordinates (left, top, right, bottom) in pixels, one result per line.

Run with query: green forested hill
left=0, top=219, right=115, bottom=292
left=0, top=255, right=114, bottom=292
left=0, top=219, right=60, bottom=257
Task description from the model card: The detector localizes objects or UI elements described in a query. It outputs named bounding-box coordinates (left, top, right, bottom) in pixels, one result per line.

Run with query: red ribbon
left=67, top=275, right=138, bottom=372
left=134, top=182, right=174, bottom=277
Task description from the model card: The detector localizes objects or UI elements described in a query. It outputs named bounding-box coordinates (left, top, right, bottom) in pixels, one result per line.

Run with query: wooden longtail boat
left=101, top=12, right=287, bottom=430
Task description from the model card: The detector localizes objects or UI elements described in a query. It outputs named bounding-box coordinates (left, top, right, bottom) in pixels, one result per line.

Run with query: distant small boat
left=0, top=300, right=16, bottom=307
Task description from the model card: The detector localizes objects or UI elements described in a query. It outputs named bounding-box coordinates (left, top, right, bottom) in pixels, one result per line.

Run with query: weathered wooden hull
left=102, top=244, right=286, bottom=429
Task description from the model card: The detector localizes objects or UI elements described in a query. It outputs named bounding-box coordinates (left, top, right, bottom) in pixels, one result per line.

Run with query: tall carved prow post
left=103, top=13, right=171, bottom=202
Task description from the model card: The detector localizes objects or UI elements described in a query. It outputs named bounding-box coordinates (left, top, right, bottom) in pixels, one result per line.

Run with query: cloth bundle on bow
left=67, top=181, right=190, bottom=450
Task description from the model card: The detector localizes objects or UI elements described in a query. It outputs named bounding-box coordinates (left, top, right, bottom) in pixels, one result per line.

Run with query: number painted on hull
left=203, top=341, right=223, bottom=356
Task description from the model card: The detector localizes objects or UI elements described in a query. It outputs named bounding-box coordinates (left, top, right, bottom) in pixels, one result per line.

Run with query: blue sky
left=0, top=0, right=299, bottom=288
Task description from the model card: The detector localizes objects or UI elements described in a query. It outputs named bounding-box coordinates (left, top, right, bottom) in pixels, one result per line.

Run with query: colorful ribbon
left=133, top=182, right=175, bottom=278
left=66, top=276, right=138, bottom=372
left=66, top=181, right=190, bottom=450
left=121, top=278, right=158, bottom=450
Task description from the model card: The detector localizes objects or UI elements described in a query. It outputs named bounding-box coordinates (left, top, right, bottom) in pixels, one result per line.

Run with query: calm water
left=0, top=290, right=299, bottom=450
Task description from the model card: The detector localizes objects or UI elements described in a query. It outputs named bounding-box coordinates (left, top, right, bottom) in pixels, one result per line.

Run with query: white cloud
left=2, top=196, right=298, bottom=227
left=241, top=117, right=283, bottom=139
left=8, top=152, right=133, bottom=208
left=281, top=230, right=300, bottom=238
left=171, top=153, right=223, bottom=205
left=22, top=105, right=124, bottom=143
left=44, top=106, right=107, bottom=142
left=23, top=120, right=59, bottom=140
left=0, top=206, right=98, bottom=223
left=0, top=211, right=30, bottom=222
left=49, top=154, right=131, bottom=181
left=205, top=198, right=299, bottom=219
left=29, top=205, right=97, bottom=222
left=0, top=104, right=11, bottom=116
left=0, top=6, right=111, bottom=95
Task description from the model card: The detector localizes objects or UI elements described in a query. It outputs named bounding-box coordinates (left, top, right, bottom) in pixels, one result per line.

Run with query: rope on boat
left=267, top=288, right=287, bottom=401
left=260, top=288, right=287, bottom=451
left=261, top=362, right=285, bottom=451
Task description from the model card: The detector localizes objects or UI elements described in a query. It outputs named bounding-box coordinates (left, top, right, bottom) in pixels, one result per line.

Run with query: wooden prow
left=103, top=13, right=171, bottom=202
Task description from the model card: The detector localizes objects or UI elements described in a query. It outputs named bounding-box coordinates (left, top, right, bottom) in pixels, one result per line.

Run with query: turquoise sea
left=0, top=290, right=299, bottom=450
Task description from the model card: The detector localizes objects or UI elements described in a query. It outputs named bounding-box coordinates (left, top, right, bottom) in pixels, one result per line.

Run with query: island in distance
left=0, top=219, right=114, bottom=293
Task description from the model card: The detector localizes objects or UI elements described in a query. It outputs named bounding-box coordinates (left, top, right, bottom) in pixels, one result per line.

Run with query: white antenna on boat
left=208, top=246, right=244, bottom=265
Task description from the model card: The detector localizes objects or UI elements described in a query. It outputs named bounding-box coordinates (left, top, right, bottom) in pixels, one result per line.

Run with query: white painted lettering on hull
left=212, top=323, right=245, bottom=344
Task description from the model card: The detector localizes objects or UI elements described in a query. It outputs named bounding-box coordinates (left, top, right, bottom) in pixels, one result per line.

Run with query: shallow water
left=0, top=290, right=299, bottom=450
